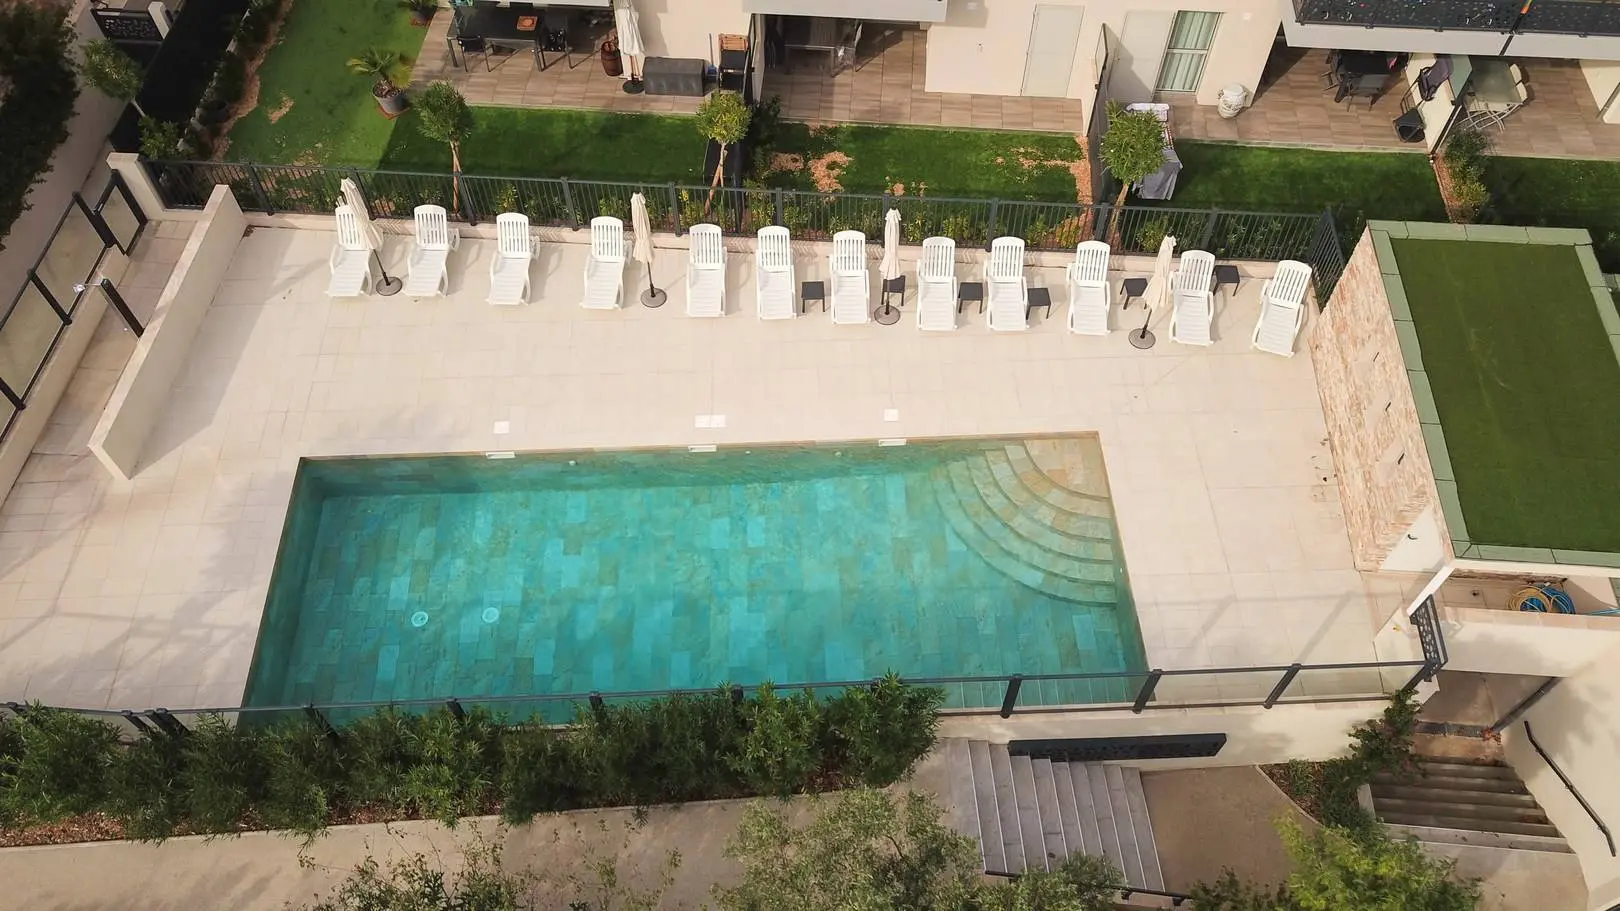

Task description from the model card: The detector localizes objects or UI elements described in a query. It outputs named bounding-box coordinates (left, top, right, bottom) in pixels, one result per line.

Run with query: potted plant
left=347, top=48, right=411, bottom=116
left=78, top=38, right=146, bottom=116
left=413, top=81, right=472, bottom=209
left=400, top=0, right=438, bottom=27
left=695, top=91, right=750, bottom=214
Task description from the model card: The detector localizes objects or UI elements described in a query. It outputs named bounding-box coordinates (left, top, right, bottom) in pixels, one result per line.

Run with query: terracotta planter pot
left=374, top=85, right=409, bottom=116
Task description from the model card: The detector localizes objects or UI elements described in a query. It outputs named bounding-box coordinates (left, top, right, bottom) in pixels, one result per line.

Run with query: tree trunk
left=703, top=142, right=728, bottom=215
left=1107, top=181, right=1130, bottom=247
left=450, top=141, right=462, bottom=215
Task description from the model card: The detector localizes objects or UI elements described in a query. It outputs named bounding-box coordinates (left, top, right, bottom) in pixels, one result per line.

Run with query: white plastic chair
left=829, top=230, right=870, bottom=325
left=403, top=204, right=460, bottom=297
left=327, top=205, right=376, bottom=298
left=985, top=237, right=1028, bottom=332
left=685, top=223, right=726, bottom=317
left=581, top=216, right=626, bottom=309
left=915, top=237, right=957, bottom=331
left=1170, top=249, right=1215, bottom=346
left=1066, top=240, right=1111, bottom=335
left=1252, top=260, right=1311, bottom=357
left=755, top=226, right=796, bottom=319
left=487, top=213, right=533, bottom=306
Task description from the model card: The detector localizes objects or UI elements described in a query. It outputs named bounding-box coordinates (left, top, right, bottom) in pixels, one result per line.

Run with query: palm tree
left=347, top=47, right=409, bottom=100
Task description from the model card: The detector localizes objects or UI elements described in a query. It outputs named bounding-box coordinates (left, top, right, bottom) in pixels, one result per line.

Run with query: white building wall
left=1580, top=59, right=1620, bottom=124
left=634, top=0, right=752, bottom=61
left=1380, top=504, right=1448, bottom=573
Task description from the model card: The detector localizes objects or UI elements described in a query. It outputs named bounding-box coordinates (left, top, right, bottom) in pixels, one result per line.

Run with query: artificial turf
left=223, top=0, right=423, bottom=167
left=766, top=122, right=1083, bottom=201
left=1390, top=239, right=1620, bottom=554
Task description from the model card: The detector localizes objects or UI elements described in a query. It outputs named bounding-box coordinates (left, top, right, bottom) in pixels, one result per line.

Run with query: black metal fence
left=143, top=159, right=1348, bottom=297
left=1293, top=0, right=1620, bottom=35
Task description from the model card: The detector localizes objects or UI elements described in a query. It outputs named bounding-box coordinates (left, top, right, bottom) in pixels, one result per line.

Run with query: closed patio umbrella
left=340, top=177, right=401, bottom=295
left=1133, top=234, right=1176, bottom=349
left=875, top=208, right=902, bottom=325
left=614, top=0, right=645, bottom=92
left=631, top=192, right=664, bottom=307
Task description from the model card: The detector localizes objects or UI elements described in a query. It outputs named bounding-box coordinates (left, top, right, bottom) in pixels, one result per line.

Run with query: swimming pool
left=245, top=436, right=1146, bottom=711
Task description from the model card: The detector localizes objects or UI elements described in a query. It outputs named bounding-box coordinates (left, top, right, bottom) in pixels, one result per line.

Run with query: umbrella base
left=874, top=304, right=901, bottom=326
left=1128, top=328, right=1156, bottom=350
left=623, top=79, right=645, bottom=95
left=375, top=275, right=403, bottom=297
left=641, top=287, right=667, bottom=308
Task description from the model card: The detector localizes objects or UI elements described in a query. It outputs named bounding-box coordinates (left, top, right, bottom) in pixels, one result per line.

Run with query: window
left=1155, top=11, right=1221, bottom=93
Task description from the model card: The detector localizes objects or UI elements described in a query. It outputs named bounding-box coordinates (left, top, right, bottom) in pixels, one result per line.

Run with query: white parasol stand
left=1133, top=234, right=1176, bottom=349
left=341, top=178, right=401, bottom=295
left=631, top=192, right=664, bottom=307
left=614, top=0, right=645, bottom=93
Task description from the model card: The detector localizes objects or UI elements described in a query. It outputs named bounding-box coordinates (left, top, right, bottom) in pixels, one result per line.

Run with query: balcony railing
left=1292, top=0, right=1620, bottom=37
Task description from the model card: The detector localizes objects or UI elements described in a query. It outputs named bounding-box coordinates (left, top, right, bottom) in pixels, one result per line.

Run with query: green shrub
left=258, top=720, right=342, bottom=840
left=730, top=684, right=823, bottom=797
left=138, top=116, right=183, bottom=160
left=181, top=715, right=267, bottom=835
left=105, top=731, right=185, bottom=841
left=827, top=675, right=942, bottom=787
left=0, top=706, right=122, bottom=824
left=401, top=707, right=499, bottom=826
left=1190, top=869, right=1296, bottom=911
left=498, top=723, right=580, bottom=823
left=343, top=707, right=416, bottom=812
left=0, top=0, right=79, bottom=251
left=645, top=689, right=745, bottom=800
left=1348, top=687, right=1419, bottom=778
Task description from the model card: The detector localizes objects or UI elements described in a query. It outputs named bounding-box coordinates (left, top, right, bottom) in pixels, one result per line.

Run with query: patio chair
left=984, top=237, right=1028, bottom=332
left=1066, top=240, right=1111, bottom=335
left=1169, top=249, right=1215, bottom=346
left=1252, top=260, right=1311, bottom=357
left=915, top=237, right=957, bottom=331
left=829, top=230, right=870, bottom=325
left=685, top=223, right=726, bottom=317
left=581, top=215, right=626, bottom=309
left=327, top=205, right=377, bottom=298
left=403, top=204, right=460, bottom=297
left=487, top=212, right=533, bottom=306
left=755, top=226, right=796, bottom=319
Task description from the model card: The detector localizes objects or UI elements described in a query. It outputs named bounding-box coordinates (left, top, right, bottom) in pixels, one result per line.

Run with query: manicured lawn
left=1390, top=239, right=1620, bottom=554
left=379, top=108, right=708, bottom=181
left=766, top=122, right=1083, bottom=202
left=1484, top=155, right=1620, bottom=271
left=224, top=0, right=422, bottom=167
left=1162, top=142, right=1447, bottom=245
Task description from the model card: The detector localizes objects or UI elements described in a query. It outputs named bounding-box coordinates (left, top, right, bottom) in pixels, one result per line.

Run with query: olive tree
left=695, top=90, right=750, bottom=211
left=1098, top=101, right=1167, bottom=211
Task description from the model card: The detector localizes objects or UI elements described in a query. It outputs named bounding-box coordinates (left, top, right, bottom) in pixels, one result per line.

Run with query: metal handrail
left=1522, top=721, right=1616, bottom=857
left=985, top=869, right=1193, bottom=906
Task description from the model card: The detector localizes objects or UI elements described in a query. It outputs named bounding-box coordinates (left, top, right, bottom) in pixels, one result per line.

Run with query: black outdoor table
left=1333, top=50, right=1396, bottom=104
left=448, top=5, right=541, bottom=68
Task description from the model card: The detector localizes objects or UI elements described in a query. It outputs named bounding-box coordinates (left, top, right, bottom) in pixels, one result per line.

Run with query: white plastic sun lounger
left=1066, top=240, right=1111, bottom=335
left=685, top=223, right=726, bottom=317
left=487, top=212, right=533, bottom=306
left=755, top=226, right=796, bottom=319
left=1170, top=249, right=1215, bottom=346
left=581, top=216, right=626, bottom=309
left=1252, top=260, right=1311, bottom=356
left=829, top=230, right=870, bottom=325
left=916, top=236, right=957, bottom=331
left=985, top=236, right=1028, bottom=332
left=327, top=205, right=376, bottom=298
left=403, top=204, right=460, bottom=298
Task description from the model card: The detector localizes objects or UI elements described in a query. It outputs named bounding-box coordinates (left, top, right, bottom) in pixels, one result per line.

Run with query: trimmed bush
left=0, top=0, right=80, bottom=251
left=0, top=707, right=122, bottom=824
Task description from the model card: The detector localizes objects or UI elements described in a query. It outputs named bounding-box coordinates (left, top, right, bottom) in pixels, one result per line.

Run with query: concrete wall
left=922, top=0, right=1278, bottom=108
left=1439, top=602, right=1620, bottom=677
left=1506, top=649, right=1620, bottom=910
left=1381, top=504, right=1447, bottom=573
left=1313, top=229, right=1440, bottom=570
left=88, top=186, right=245, bottom=480
left=635, top=0, right=750, bottom=61
left=943, top=698, right=1389, bottom=769
left=1580, top=59, right=1620, bottom=124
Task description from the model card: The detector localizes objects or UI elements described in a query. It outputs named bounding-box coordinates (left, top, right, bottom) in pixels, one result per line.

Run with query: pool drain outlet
left=410, top=611, right=429, bottom=628
left=482, top=607, right=500, bottom=624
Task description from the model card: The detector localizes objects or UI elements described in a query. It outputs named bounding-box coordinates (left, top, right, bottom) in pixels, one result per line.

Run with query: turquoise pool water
left=246, top=437, right=1146, bottom=711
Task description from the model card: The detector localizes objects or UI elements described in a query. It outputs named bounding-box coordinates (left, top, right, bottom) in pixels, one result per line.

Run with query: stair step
left=945, top=461, right=1116, bottom=583
left=1122, top=767, right=1165, bottom=891
left=1104, top=765, right=1147, bottom=888
left=963, top=454, right=1117, bottom=554
left=990, top=446, right=1113, bottom=520
left=1089, top=764, right=1127, bottom=882
left=1011, top=756, right=1049, bottom=872
left=1051, top=761, right=1086, bottom=862
left=973, top=451, right=1117, bottom=541
left=1375, top=812, right=1563, bottom=839
left=1370, top=783, right=1539, bottom=808
left=1372, top=797, right=1551, bottom=826
left=1032, top=759, right=1069, bottom=864
left=1071, top=763, right=1104, bottom=859
left=1410, top=760, right=1520, bottom=781
left=990, top=745, right=1026, bottom=872
left=1385, top=823, right=1573, bottom=854
left=1371, top=773, right=1530, bottom=795
left=968, top=741, right=1007, bottom=873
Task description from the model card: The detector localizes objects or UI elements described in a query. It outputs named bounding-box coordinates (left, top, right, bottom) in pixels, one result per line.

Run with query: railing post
left=588, top=691, right=605, bottom=719
left=668, top=182, right=682, bottom=235
left=1093, top=202, right=1111, bottom=243
left=999, top=674, right=1023, bottom=719
left=245, top=162, right=274, bottom=214
left=149, top=708, right=188, bottom=737
left=1131, top=670, right=1163, bottom=714
left=773, top=187, right=785, bottom=227
left=1198, top=208, right=1220, bottom=251
left=445, top=697, right=466, bottom=721
left=730, top=683, right=745, bottom=703
left=0, top=378, right=22, bottom=412
left=121, top=710, right=154, bottom=736
left=348, top=168, right=371, bottom=217
left=1264, top=664, right=1303, bottom=709
left=304, top=704, right=340, bottom=745
left=457, top=173, right=479, bottom=226
left=560, top=177, right=579, bottom=230
left=985, top=198, right=1001, bottom=250
left=4, top=701, right=26, bottom=718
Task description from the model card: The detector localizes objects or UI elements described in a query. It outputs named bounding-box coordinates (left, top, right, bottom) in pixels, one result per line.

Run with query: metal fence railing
left=143, top=159, right=1348, bottom=298
left=1293, top=0, right=1620, bottom=35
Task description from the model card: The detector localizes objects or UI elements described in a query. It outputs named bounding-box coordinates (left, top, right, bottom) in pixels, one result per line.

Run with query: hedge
left=0, top=0, right=79, bottom=251
left=0, top=677, right=945, bottom=843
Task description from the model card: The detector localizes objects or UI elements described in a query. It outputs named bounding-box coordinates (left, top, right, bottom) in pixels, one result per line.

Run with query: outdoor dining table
left=781, top=16, right=849, bottom=73
left=1469, top=59, right=1521, bottom=106
left=1333, top=50, right=1397, bottom=104
left=447, top=4, right=542, bottom=68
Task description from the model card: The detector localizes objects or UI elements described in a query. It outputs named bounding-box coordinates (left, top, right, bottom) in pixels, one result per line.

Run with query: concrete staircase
left=946, top=739, right=1166, bottom=890
left=1370, top=756, right=1570, bottom=851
